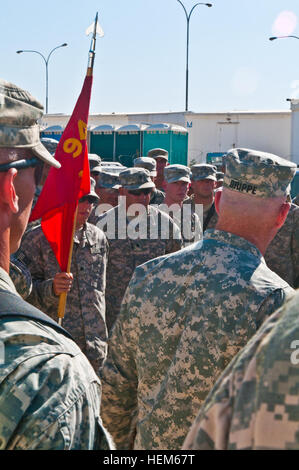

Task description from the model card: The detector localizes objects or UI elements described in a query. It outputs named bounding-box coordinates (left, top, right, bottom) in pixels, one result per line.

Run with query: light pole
left=16, top=43, right=68, bottom=114
left=269, top=35, right=299, bottom=41
left=176, top=1, right=212, bottom=112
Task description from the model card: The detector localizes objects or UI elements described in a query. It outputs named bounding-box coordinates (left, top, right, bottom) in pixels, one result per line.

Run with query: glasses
left=128, top=188, right=153, bottom=196
left=0, top=157, right=44, bottom=186
left=79, top=195, right=97, bottom=204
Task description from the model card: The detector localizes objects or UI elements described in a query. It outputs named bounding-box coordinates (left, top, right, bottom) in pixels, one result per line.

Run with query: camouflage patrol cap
left=119, top=167, right=155, bottom=190
left=191, top=164, right=217, bottom=182
left=0, top=79, right=61, bottom=168
left=216, top=171, right=224, bottom=182
left=164, top=164, right=191, bottom=184
left=97, top=171, right=121, bottom=190
left=79, top=177, right=99, bottom=202
left=134, top=157, right=157, bottom=176
left=224, top=148, right=297, bottom=198
left=88, top=153, right=101, bottom=171
left=40, top=137, right=58, bottom=156
left=147, top=148, right=169, bottom=161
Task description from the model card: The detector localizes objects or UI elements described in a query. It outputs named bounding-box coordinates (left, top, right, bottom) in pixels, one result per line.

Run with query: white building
left=41, top=107, right=296, bottom=164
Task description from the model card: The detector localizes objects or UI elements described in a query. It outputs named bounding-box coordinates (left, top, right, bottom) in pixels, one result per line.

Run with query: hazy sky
left=2, top=0, right=299, bottom=114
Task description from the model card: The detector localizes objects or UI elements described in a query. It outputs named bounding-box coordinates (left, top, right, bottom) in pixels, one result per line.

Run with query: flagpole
left=57, top=12, right=99, bottom=325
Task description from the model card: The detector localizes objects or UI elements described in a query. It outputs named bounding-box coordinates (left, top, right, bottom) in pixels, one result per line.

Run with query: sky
left=2, top=0, right=299, bottom=115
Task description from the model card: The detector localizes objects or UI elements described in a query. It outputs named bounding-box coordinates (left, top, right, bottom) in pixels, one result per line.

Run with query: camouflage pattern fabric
left=184, top=195, right=218, bottom=232
left=0, top=267, right=114, bottom=450
left=293, top=194, right=299, bottom=206
left=150, top=188, right=165, bottom=205
left=183, top=289, right=299, bottom=450
left=96, top=204, right=182, bottom=332
left=18, top=223, right=108, bottom=374
left=265, top=203, right=299, bottom=288
left=9, top=254, right=32, bottom=299
left=100, top=229, right=294, bottom=450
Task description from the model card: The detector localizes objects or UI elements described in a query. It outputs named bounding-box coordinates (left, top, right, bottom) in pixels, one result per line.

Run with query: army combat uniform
left=183, top=289, right=299, bottom=450
left=19, top=222, right=108, bottom=373
left=264, top=203, right=299, bottom=288
left=96, top=168, right=182, bottom=332
left=100, top=148, right=296, bottom=450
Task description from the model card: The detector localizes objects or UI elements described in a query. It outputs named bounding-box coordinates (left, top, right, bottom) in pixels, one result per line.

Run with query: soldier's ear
left=276, top=201, right=290, bottom=230
left=1, top=169, right=19, bottom=213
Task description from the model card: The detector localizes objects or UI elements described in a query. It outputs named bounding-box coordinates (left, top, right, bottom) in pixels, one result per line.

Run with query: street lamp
left=16, top=43, right=68, bottom=114
left=176, top=1, right=212, bottom=112
left=269, top=35, right=299, bottom=41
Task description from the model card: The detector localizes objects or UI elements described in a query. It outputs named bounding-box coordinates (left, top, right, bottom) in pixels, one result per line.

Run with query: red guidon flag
left=30, top=75, right=92, bottom=272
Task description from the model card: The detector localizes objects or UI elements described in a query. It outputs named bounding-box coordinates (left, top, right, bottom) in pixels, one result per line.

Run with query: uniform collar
left=74, top=223, right=97, bottom=247
left=204, top=229, right=263, bottom=260
left=0, top=267, right=18, bottom=294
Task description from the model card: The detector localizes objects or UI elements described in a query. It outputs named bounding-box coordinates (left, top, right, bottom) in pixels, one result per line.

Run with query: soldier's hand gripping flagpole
left=29, top=12, right=104, bottom=326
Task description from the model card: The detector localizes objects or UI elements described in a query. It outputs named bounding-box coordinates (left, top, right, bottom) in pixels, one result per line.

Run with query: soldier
left=100, top=148, right=296, bottom=450
left=88, top=153, right=102, bottom=183
left=185, top=164, right=218, bottom=232
left=0, top=78, right=112, bottom=450
left=96, top=167, right=182, bottom=332
left=134, top=156, right=165, bottom=205
left=160, top=164, right=202, bottom=246
left=19, top=178, right=109, bottom=374
left=183, top=288, right=299, bottom=450
left=9, top=255, right=32, bottom=300
left=215, top=171, right=224, bottom=189
left=264, top=202, right=299, bottom=288
left=147, top=147, right=169, bottom=191
left=88, top=171, right=121, bottom=225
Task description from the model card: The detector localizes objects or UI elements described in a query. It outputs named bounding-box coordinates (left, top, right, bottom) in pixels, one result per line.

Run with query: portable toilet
left=40, top=125, right=64, bottom=142
left=143, top=123, right=188, bottom=165
left=115, top=124, right=148, bottom=167
left=90, top=125, right=116, bottom=161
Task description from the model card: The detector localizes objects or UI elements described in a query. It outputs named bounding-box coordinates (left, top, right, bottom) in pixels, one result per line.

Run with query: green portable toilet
left=90, top=125, right=116, bottom=161
left=40, top=125, right=64, bottom=142
left=115, top=124, right=148, bottom=167
left=143, top=123, right=188, bottom=165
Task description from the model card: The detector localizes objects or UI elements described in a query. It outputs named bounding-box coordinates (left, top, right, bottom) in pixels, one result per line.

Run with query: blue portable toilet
left=40, top=125, right=64, bottom=142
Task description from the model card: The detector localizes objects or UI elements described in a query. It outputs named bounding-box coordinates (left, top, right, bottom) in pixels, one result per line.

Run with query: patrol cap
left=97, top=171, right=121, bottom=190
left=88, top=153, right=101, bottom=171
left=119, top=167, right=155, bottom=190
left=164, top=164, right=191, bottom=184
left=216, top=171, right=224, bottom=182
left=0, top=79, right=61, bottom=168
left=147, top=148, right=169, bottom=162
left=223, top=148, right=297, bottom=198
left=40, top=137, right=58, bottom=156
left=191, top=164, right=217, bottom=182
left=134, top=156, right=157, bottom=176
left=80, top=177, right=99, bottom=202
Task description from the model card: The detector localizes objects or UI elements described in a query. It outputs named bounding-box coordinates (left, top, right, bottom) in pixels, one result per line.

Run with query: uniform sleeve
left=166, top=218, right=183, bottom=254
left=100, top=286, right=139, bottom=450
left=18, top=229, right=58, bottom=311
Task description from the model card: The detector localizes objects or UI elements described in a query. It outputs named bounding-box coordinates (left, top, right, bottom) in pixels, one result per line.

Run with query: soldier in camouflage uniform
left=264, top=202, right=299, bottom=288
left=185, top=164, right=218, bottom=232
left=88, top=153, right=101, bottom=183
left=134, top=157, right=165, bottom=205
left=9, top=254, right=32, bottom=299
left=88, top=171, right=121, bottom=225
left=160, top=164, right=202, bottom=246
left=96, top=167, right=182, bottom=332
left=183, top=288, right=299, bottom=450
left=19, top=179, right=108, bottom=374
left=147, top=147, right=169, bottom=191
left=0, top=79, right=112, bottom=450
left=100, top=148, right=296, bottom=450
